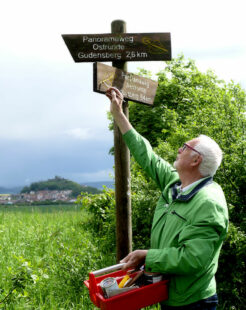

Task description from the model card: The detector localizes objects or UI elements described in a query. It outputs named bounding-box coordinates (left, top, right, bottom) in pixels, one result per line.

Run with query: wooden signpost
left=62, top=20, right=171, bottom=262
left=93, top=62, right=158, bottom=106
left=62, top=32, right=171, bottom=63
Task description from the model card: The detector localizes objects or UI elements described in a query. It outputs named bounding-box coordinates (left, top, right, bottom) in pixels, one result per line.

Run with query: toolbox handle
left=88, top=263, right=126, bottom=306
left=91, top=263, right=126, bottom=276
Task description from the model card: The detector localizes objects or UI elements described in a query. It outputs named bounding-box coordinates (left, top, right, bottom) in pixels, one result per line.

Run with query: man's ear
left=191, top=155, right=202, bottom=167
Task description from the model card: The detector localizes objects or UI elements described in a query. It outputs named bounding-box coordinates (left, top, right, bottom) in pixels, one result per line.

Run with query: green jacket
left=123, top=128, right=228, bottom=306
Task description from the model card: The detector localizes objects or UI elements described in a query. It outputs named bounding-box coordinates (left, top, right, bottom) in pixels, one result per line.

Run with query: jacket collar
left=171, top=177, right=213, bottom=202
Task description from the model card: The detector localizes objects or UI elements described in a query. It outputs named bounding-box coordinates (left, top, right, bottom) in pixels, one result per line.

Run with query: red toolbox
left=84, top=263, right=169, bottom=310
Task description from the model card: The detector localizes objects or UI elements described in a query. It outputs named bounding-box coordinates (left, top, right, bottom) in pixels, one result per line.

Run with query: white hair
left=193, top=135, right=223, bottom=177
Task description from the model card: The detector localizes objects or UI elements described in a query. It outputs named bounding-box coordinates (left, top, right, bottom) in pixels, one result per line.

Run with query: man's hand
left=120, top=250, right=148, bottom=270
left=105, top=87, right=132, bottom=134
left=106, top=87, right=124, bottom=116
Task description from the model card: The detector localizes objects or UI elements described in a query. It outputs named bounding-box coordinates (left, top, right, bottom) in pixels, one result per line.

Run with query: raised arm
left=106, top=87, right=178, bottom=190
left=106, top=87, right=132, bottom=134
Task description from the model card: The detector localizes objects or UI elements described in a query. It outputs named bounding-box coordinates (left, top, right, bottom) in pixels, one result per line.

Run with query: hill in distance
left=20, top=176, right=102, bottom=197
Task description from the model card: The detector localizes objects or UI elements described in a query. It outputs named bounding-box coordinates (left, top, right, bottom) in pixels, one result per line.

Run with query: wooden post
left=111, top=20, right=132, bottom=262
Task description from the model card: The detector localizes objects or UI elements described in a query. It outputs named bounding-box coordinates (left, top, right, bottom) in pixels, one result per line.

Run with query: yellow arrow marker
left=142, top=37, right=168, bottom=54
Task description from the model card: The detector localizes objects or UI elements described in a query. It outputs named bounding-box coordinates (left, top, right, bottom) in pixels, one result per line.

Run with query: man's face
left=174, top=138, right=200, bottom=172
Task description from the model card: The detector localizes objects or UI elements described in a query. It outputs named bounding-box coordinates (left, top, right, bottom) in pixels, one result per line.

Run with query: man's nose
left=178, top=147, right=182, bottom=154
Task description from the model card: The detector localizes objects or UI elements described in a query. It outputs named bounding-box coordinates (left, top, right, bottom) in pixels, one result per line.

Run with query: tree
left=129, top=55, right=246, bottom=230
left=128, top=55, right=246, bottom=309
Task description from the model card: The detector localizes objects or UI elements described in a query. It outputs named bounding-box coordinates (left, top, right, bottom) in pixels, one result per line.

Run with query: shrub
left=217, top=223, right=246, bottom=309
left=76, top=188, right=116, bottom=255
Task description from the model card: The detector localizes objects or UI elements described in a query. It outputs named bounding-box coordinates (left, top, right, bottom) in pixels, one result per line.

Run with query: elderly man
left=106, top=87, right=228, bottom=310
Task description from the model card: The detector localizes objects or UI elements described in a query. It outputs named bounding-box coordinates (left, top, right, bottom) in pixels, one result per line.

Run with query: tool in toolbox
left=84, top=263, right=169, bottom=310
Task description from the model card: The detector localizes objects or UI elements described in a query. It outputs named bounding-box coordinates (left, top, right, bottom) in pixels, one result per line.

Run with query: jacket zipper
left=171, top=210, right=187, bottom=221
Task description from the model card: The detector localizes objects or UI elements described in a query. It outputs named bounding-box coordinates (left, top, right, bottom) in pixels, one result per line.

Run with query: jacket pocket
left=171, top=210, right=187, bottom=222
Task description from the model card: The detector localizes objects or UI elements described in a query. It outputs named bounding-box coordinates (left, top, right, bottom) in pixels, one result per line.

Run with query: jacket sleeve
left=123, top=128, right=178, bottom=191
left=145, top=200, right=228, bottom=275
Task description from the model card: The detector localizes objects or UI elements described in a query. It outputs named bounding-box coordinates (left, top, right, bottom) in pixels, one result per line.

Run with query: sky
left=0, top=0, right=245, bottom=187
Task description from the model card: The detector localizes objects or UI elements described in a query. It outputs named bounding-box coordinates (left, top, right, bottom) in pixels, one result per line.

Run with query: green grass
left=0, top=204, right=115, bottom=309
left=0, top=204, right=161, bottom=309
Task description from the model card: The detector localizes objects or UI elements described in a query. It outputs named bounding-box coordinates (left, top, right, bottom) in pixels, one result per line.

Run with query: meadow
left=0, top=204, right=116, bottom=309
left=0, top=204, right=161, bottom=309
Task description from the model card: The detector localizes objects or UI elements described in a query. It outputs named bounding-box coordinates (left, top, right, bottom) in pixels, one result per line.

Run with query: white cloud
left=64, top=169, right=114, bottom=183
left=0, top=0, right=245, bottom=186
left=24, top=179, right=31, bottom=185
left=64, top=128, right=92, bottom=140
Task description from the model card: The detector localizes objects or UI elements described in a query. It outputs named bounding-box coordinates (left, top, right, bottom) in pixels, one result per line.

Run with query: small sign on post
left=62, top=33, right=171, bottom=62
left=93, top=62, right=158, bottom=106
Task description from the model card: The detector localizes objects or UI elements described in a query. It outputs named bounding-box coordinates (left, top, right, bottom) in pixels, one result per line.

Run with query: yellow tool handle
left=118, top=275, right=130, bottom=288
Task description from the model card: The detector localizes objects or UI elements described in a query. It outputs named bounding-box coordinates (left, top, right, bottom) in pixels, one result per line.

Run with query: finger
left=106, top=88, right=124, bottom=103
left=120, top=255, right=129, bottom=264
left=123, top=260, right=138, bottom=270
left=108, top=87, right=123, bottom=99
left=105, top=89, right=113, bottom=98
left=108, top=86, right=119, bottom=93
left=105, top=89, right=112, bottom=96
left=111, top=90, right=117, bottom=101
left=122, top=263, right=130, bottom=270
left=121, top=257, right=133, bottom=268
left=106, top=93, right=112, bottom=100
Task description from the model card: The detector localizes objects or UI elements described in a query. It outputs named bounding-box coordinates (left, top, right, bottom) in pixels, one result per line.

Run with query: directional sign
left=62, top=33, right=171, bottom=62
left=93, top=62, right=158, bottom=106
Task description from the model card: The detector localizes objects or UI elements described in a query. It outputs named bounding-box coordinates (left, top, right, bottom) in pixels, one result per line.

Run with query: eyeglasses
left=182, top=143, right=202, bottom=155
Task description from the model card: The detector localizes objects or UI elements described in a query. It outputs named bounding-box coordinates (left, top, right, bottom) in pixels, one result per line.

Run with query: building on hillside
left=1, top=190, right=73, bottom=204
left=0, top=194, right=13, bottom=204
